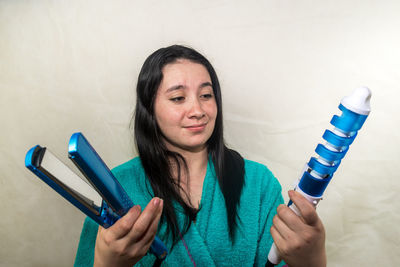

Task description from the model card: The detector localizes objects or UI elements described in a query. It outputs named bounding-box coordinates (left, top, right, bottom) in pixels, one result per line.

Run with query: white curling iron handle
left=267, top=187, right=321, bottom=265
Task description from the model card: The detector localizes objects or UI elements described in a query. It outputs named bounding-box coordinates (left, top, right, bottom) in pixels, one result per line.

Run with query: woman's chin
left=181, top=143, right=207, bottom=153
left=164, top=138, right=207, bottom=153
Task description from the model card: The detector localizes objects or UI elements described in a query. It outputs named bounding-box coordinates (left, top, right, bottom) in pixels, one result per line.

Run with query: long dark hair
left=134, top=45, right=245, bottom=246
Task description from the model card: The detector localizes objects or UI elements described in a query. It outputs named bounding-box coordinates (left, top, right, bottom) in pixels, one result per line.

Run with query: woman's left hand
left=271, top=190, right=326, bottom=267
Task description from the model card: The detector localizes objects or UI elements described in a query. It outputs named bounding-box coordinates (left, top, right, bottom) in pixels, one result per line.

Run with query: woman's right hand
left=93, top=197, right=164, bottom=267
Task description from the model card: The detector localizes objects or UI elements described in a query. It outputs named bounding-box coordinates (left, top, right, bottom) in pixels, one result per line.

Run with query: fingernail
left=153, top=198, right=160, bottom=206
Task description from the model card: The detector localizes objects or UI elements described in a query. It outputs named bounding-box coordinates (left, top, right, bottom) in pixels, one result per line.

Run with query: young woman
left=74, top=45, right=326, bottom=267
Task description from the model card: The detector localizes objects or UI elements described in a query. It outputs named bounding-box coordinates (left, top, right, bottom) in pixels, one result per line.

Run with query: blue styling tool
left=266, top=87, right=371, bottom=266
left=25, top=132, right=168, bottom=260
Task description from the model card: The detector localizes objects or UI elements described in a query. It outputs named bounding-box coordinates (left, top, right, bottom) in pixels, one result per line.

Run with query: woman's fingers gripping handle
left=288, top=190, right=319, bottom=226
left=127, top=197, right=164, bottom=243
left=100, top=205, right=142, bottom=240
left=94, top=198, right=164, bottom=267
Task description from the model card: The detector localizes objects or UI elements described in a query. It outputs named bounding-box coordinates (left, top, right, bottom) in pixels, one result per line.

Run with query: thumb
left=289, top=190, right=319, bottom=226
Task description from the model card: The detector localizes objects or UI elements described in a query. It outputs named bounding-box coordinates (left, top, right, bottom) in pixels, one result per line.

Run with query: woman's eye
left=201, top=94, right=213, bottom=99
left=170, top=96, right=185, bottom=102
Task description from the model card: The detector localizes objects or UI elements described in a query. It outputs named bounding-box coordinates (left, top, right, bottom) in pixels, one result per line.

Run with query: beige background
left=1, top=1, right=399, bottom=266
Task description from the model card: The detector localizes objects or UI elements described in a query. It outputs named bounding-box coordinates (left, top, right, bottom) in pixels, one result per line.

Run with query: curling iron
left=266, top=87, right=371, bottom=266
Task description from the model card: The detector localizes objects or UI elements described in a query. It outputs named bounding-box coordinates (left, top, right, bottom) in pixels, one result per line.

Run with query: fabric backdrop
left=1, top=1, right=399, bottom=266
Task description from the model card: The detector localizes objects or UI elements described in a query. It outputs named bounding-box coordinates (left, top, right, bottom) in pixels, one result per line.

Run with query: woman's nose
left=187, top=98, right=205, bottom=119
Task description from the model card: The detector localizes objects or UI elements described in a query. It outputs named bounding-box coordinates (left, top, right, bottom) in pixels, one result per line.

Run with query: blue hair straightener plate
left=25, top=132, right=168, bottom=260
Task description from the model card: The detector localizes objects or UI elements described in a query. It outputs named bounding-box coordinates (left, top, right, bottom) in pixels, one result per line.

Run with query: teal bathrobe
left=74, top=157, right=286, bottom=267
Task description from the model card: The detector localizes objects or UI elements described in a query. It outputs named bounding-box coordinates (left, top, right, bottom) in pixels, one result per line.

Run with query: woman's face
left=154, top=59, right=217, bottom=153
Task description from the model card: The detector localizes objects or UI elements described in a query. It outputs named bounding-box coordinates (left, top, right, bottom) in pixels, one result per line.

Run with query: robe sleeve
left=254, top=166, right=287, bottom=267
left=74, top=217, right=98, bottom=267
left=73, top=158, right=153, bottom=267
left=73, top=215, right=155, bottom=267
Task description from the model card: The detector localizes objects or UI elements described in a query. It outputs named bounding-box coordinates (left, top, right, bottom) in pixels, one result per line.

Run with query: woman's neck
left=166, top=144, right=209, bottom=209
left=163, top=140, right=208, bottom=174
left=170, top=145, right=208, bottom=179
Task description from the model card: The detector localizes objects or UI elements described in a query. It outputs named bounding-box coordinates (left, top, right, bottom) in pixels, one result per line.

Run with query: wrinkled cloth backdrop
left=1, top=1, right=399, bottom=266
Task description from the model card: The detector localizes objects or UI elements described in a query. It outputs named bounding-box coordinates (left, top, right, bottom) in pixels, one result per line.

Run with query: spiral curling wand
left=266, top=87, right=372, bottom=266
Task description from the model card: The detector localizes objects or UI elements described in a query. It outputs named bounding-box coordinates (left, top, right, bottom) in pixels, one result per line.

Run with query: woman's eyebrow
left=166, top=84, right=185, bottom=93
left=200, top=82, right=213, bottom=88
left=166, top=82, right=212, bottom=93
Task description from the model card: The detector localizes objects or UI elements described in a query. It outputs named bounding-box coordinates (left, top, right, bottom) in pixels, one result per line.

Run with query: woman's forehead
left=160, top=60, right=211, bottom=90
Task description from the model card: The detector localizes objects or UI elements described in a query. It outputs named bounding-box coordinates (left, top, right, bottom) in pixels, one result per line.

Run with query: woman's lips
left=184, top=123, right=206, bottom=131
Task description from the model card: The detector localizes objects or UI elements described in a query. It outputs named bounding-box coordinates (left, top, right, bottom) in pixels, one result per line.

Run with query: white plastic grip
left=267, top=182, right=322, bottom=264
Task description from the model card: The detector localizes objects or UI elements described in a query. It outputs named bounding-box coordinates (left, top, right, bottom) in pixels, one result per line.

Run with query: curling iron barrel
left=266, top=87, right=371, bottom=266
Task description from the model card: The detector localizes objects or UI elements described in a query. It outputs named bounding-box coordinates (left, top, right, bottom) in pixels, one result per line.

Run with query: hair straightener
left=25, top=132, right=168, bottom=260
